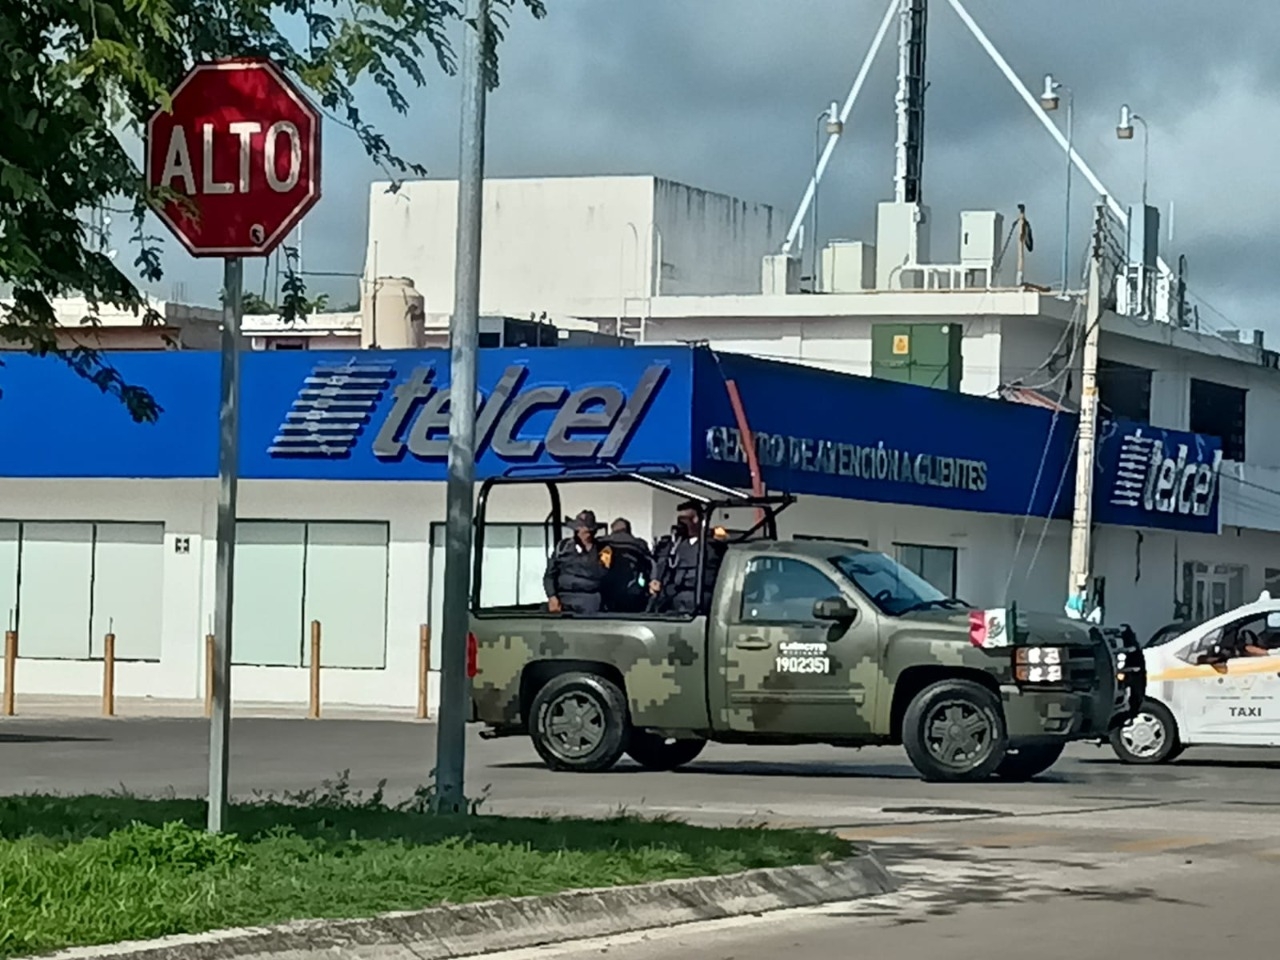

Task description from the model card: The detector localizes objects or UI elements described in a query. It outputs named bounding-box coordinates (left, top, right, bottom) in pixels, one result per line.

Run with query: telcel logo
left=271, top=360, right=669, bottom=461
left=1111, top=429, right=1221, bottom=518
left=370, top=361, right=669, bottom=462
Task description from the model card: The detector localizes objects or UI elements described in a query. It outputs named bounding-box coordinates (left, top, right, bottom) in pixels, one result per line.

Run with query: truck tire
left=625, top=731, right=707, bottom=771
left=902, top=679, right=1008, bottom=782
left=994, top=743, right=1064, bottom=781
left=529, top=671, right=630, bottom=773
left=1109, top=699, right=1180, bottom=765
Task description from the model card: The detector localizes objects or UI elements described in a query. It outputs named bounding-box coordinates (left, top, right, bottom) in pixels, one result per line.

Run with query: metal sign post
left=145, top=57, right=321, bottom=833
left=209, top=255, right=242, bottom=833
left=433, top=0, right=489, bottom=814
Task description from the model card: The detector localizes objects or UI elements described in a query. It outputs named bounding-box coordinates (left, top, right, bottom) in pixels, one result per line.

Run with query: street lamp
left=810, top=101, right=844, bottom=288
left=1116, top=104, right=1150, bottom=208
left=1040, top=74, right=1074, bottom=293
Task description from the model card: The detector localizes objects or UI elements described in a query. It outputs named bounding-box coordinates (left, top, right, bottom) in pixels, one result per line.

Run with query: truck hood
left=897, top=607, right=1100, bottom=646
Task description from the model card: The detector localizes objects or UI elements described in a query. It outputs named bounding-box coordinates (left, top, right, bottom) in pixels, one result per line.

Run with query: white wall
left=364, top=176, right=776, bottom=324
left=651, top=179, right=776, bottom=296
left=0, top=477, right=664, bottom=713
left=643, top=313, right=1003, bottom=397
left=365, top=176, right=655, bottom=320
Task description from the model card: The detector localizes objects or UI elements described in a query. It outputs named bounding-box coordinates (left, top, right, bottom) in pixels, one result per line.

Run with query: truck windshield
left=829, top=552, right=963, bottom=617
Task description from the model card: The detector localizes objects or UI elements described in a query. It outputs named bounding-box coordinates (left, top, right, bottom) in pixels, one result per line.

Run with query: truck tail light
left=466, top=632, right=478, bottom=678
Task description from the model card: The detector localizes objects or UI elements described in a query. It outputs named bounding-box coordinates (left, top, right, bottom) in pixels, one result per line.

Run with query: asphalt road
left=5, top=717, right=1279, bottom=959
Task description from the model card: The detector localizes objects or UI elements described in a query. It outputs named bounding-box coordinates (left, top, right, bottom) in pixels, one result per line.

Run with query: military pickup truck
left=468, top=471, right=1145, bottom=782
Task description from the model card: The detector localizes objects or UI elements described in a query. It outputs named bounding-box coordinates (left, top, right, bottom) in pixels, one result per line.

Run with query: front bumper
left=1001, top=687, right=1094, bottom=744
left=1002, top=634, right=1146, bottom=745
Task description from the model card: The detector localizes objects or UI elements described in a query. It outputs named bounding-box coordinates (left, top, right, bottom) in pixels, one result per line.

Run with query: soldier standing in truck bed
left=600, top=517, right=653, bottom=613
left=543, top=510, right=609, bottom=615
left=650, top=500, right=726, bottom=615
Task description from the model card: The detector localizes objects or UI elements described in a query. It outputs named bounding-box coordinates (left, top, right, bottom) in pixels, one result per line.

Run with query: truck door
left=1173, top=611, right=1280, bottom=745
left=718, top=555, right=879, bottom=737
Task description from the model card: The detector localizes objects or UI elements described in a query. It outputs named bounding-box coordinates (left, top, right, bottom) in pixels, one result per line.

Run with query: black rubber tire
left=995, top=742, right=1065, bottom=781
left=625, top=731, right=707, bottom=771
left=902, top=679, right=1008, bottom=782
left=529, top=671, right=630, bottom=773
left=1109, top=699, right=1180, bottom=765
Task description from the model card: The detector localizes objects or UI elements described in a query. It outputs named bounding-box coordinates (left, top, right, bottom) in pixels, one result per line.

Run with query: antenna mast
left=894, top=0, right=928, bottom=203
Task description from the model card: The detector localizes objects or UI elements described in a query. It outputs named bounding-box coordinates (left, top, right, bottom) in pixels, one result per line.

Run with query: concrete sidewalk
left=2, top=694, right=432, bottom=723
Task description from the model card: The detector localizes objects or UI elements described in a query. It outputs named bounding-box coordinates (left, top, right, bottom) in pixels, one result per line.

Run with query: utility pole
left=433, top=0, right=488, bottom=814
left=1066, top=202, right=1106, bottom=622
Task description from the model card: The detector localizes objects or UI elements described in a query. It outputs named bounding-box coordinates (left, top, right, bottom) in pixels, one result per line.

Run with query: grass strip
left=0, top=789, right=850, bottom=959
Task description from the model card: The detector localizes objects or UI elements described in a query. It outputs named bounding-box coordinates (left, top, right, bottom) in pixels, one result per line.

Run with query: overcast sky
left=129, top=0, right=1276, bottom=339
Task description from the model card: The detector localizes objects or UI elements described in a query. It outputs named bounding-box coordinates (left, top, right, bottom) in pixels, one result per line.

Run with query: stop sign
left=145, top=58, right=321, bottom=258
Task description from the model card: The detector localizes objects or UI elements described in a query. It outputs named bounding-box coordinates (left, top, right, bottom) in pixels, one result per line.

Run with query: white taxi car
left=1111, top=591, right=1280, bottom=763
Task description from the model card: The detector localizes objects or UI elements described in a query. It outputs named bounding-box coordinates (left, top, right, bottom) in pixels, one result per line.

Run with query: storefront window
left=1182, top=561, right=1246, bottom=621
left=894, top=543, right=958, bottom=597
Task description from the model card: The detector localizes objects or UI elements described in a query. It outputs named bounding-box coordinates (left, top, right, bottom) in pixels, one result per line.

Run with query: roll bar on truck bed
left=470, top=463, right=795, bottom=611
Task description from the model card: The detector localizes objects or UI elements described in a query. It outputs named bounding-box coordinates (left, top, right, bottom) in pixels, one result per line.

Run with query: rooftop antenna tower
left=778, top=0, right=1173, bottom=295
left=894, top=0, right=928, bottom=204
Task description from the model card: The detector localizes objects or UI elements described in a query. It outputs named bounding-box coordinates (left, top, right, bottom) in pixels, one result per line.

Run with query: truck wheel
left=902, top=679, right=1008, bottom=782
left=625, top=731, right=706, bottom=771
left=994, top=743, right=1064, bottom=781
left=1110, top=699, right=1180, bottom=765
left=529, top=671, right=629, bottom=773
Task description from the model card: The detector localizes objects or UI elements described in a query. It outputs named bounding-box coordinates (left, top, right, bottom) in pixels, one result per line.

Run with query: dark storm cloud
left=144, top=0, right=1280, bottom=335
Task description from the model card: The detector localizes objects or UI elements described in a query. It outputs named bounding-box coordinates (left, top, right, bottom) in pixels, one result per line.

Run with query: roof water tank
left=362, top=277, right=425, bottom=349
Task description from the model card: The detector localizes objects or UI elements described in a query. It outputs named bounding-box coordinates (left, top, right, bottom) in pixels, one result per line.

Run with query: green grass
left=0, top=782, right=850, bottom=960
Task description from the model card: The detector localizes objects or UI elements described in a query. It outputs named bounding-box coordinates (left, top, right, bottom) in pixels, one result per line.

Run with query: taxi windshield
left=829, top=551, right=964, bottom=617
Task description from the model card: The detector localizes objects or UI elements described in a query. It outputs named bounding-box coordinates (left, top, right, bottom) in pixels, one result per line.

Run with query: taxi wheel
left=994, top=743, right=1065, bottom=781
left=902, top=679, right=1008, bottom=782
left=1110, top=699, right=1180, bottom=765
left=529, top=672, right=630, bottom=773
left=626, top=731, right=706, bottom=771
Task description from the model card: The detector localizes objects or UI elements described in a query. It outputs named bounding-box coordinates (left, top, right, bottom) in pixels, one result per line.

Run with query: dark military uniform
left=652, top=532, right=725, bottom=615
left=543, top=538, right=607, bottom=614
left=599, top=531, right=653, bottom=613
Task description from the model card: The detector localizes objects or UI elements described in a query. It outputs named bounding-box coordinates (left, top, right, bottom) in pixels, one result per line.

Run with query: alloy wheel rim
left=545, top=691, right=606, bottom=759
left=924, top=699, right=995, bottom=769
left=1120, top=712, right=1166, bottom=758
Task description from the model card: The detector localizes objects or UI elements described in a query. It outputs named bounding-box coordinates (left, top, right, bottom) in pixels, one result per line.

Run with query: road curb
left=26, top=854, right=895, bottom=960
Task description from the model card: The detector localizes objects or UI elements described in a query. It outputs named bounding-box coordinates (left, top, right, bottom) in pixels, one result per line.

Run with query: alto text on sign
left=145, top=59, right=321, bottom=257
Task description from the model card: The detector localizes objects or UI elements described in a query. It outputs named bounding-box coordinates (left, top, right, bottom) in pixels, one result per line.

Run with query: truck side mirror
left=813, top=597, right=857, bottom=623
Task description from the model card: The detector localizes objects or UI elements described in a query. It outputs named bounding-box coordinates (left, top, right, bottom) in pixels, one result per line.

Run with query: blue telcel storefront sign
left=0, top=345, right=1221, bottom=533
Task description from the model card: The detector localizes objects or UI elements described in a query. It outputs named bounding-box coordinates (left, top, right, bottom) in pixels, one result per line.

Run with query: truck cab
left=468, top=469, right=1144, bottom=782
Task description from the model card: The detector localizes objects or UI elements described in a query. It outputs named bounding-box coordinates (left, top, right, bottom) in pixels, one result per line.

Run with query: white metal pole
left=433, top=0, right=487, bottom=814
left=207, top=254, right=242, bottom=834
left=781, top=0, right=898, bottom=254
left=1067, top=204, right=1104, bottom=620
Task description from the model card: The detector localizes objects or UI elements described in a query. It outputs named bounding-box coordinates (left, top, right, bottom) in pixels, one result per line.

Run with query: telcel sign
left=262, top=356, right=674, bottom=473
left=1104, top=423, right=1222, bottom=529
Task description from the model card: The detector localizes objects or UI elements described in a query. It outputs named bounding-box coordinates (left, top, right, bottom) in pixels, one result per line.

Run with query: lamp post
left=810, top=101, right=843, bottom=289
left=1040, top=74, right=1074, bottom=293
left=1116, top=104, right=1150, bottom=208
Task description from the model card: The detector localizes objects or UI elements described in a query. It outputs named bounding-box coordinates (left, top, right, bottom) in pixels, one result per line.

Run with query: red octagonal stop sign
left=146, top=58, right=321, bottom=258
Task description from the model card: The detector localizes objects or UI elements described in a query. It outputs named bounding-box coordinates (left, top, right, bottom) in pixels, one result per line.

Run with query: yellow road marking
left=1113, top=835, right=1215, bottom=854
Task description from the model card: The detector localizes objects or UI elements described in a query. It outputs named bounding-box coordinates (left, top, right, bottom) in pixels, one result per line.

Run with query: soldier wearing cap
left=543, top=509, right=610, bottom=615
